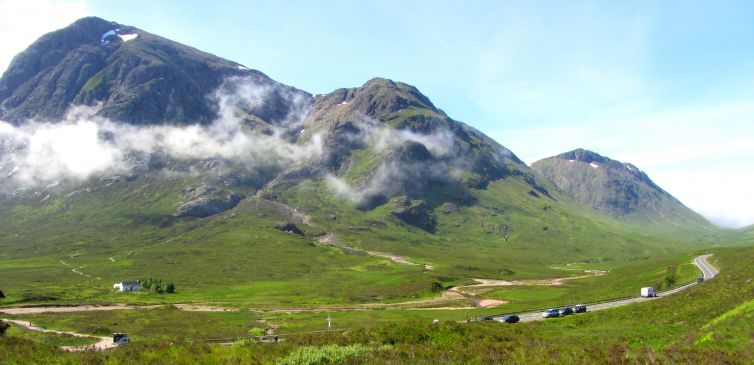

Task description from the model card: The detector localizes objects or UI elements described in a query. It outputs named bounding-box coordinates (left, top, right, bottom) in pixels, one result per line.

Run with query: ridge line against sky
left=1, top=0, right=753, bottom=227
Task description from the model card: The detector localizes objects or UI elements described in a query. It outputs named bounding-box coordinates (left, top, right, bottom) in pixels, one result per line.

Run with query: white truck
left=641, top=287, right=656, bottom=298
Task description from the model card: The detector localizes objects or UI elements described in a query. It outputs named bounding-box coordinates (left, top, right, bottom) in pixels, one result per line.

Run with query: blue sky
left=1, top=0, right=753, bottom=227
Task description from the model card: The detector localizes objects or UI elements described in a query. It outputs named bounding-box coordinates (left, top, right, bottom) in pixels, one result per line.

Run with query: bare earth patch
left=173, top=304, right=238, bottom=312
left=0, top=305, right=159, bottom=315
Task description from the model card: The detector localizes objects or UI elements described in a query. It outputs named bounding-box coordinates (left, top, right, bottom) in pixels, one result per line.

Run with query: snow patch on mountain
left=100, top=29, right=119, bottom=45
left=118, top=33, right=138, bottom=42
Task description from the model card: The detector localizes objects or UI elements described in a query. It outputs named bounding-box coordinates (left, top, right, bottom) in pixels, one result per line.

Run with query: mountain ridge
left=532, top=148, right=712, bottom=229
left=0, top=16, right=310, bottom=126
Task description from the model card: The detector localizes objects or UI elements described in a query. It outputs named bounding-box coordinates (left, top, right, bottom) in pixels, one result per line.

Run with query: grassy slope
left=0, top=175, right=432, bottom=306
left=278, top=173, right=708, bottom=280
left=0, top=246, right=751, bottom=364
left=0, top=163, right=715, bottom=307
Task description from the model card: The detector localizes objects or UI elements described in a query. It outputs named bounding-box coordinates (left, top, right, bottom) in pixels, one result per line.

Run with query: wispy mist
left=324, top=115, right=465, bottom=206
left=0, top=76, right=323, bottom=192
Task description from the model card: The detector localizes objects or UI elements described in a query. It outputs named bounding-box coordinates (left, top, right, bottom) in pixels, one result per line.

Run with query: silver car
left=542, top=308, right=560, bottom=318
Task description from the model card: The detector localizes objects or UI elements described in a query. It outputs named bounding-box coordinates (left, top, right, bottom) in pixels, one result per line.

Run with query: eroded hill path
left=0, top=318, right=114, bottom=351
left=317, top=232, right=434, bottom=270
left=245, top=191, right=434, bottom=271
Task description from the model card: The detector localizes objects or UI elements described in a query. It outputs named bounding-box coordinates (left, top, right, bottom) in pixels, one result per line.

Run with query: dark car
left=113, top=333, right=129, bottom=345
left=696, top=277, right=705, bottom=283
left=559, top=307, right=574, bottom=316
left=499, top=315, right=520, bottom=323
left=573, top=304, right=587, bottom=313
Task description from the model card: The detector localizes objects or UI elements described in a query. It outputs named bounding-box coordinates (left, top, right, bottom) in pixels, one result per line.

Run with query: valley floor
left=3, top=248, right=750, bottom=364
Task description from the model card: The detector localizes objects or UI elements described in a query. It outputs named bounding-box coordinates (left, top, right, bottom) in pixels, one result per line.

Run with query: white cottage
left=113, top=281, right=140, bottom=292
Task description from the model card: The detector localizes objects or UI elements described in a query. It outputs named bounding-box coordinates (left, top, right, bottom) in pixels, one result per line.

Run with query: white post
left=327, top=315, right=331, bottom=331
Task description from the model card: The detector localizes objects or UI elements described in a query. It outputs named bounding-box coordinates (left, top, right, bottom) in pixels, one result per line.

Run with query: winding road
left=491, top=254, right=718, bottom=323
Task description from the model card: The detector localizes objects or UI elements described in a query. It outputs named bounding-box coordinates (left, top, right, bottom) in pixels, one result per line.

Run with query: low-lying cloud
left=324, top=115, right=464, bottom=206
left=0, top=76, right=323, bottom=192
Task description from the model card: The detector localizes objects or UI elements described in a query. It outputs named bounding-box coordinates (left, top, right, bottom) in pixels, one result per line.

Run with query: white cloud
left=0, top=0, right=89, bottom=74
left=0, top=77, right=324, bottom=190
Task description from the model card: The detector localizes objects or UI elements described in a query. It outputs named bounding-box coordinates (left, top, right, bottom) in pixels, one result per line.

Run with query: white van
left=641, top=287, right=656, bottom=298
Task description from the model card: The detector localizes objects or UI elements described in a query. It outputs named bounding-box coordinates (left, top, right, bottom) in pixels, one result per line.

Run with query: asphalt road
left=495, top=254, right=718, bottom=323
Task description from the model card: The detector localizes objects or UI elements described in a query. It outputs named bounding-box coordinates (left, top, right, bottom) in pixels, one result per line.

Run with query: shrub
left=140, top=277, right=175, bottom=294
left=249, top=327, right=265, bottom=336
left=278, top=344, right=373, bottom=365
left=430, top=282, right=444, bottom=292
left=0, top=321, right=9, bottom=336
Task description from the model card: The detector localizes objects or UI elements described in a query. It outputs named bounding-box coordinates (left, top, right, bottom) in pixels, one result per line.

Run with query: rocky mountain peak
left=556, top=148, right=609, bottom=164
left=532, top=149, right=710, bottom=227
left=306, top=77, right=440, bottom=127
left=0, top=16, right=309, bottom=126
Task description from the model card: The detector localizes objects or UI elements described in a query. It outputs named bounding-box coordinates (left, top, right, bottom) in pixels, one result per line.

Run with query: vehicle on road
left=696, top=277, right=704, bottom=283
left=573, top=304, right=587, bottom=313
left=559, top=307, right=574, bottom=316
left=499, top=315, right=520, bottom=323
left=542, top=309, right=560, bottom=318
left=641, top=287, right=656, bottom=298
left=113, top=333, right=129, bottom=345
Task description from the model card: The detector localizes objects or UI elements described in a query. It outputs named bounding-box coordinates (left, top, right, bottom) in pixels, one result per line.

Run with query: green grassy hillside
left=0, top=161, right=713, bottom=308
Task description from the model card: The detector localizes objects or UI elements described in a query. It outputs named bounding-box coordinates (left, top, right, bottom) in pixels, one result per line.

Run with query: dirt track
left=1, top=319, right=115, bottom=351
left=0, top=305, right=158, bottom=315
left=317, top=232, right=434, bottom=270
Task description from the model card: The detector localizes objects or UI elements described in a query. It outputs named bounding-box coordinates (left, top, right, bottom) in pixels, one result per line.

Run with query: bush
left=430, top=282, right=444, bottom=292
left=140, top=278, right=175, bottom=294
left=278, top=344, right=373, bottom=365
left=0, top=321, right=9, bottom=336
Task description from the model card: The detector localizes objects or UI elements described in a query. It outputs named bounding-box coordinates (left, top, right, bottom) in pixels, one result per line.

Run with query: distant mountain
left=0, top=17, right=716, bottom=307
left=532, top=148, right=712, bottom=229
left=0, top=17, right=308, bottom=125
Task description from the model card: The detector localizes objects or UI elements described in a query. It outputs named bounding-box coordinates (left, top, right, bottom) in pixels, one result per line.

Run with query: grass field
left=0, top=246, right=751, bottom=364
left=1, top=250, right=707, bottom=339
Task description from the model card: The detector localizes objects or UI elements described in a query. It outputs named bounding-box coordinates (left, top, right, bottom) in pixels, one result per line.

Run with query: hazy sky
left=1, top=0, right=753, bottom=227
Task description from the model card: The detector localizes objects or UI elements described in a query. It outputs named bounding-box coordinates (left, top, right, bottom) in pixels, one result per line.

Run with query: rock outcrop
left=391, top=197, right=437, bottom=232
left=174, top=185, right=244, bottom=218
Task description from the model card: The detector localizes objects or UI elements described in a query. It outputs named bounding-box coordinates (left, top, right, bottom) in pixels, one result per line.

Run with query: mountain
left=0, top=18, right=714, bottom=307
left=0, top=16, right=308, bottom=126
left=531, top=148, right=711, bottom=229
